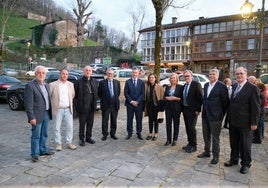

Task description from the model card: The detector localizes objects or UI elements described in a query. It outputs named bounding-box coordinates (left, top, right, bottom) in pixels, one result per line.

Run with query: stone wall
left=27, top=12, right=46, bottom=23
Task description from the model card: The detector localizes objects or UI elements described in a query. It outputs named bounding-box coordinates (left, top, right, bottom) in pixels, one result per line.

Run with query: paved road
left=0, top=100, right=268, bottom=187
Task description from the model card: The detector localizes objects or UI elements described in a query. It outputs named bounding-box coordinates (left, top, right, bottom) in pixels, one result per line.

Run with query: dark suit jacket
left=98, top=79, right=121, bottom=111
left=74, top=76, right=98, bottom=113
left=181, top=80, right=203, bottom=112
left=24, top=79, right=52, bottom=124
left=164, top=84, right=183, bottom=112
left=202, top=81, right=229, bottom=121
left=229, top=82, right=260, bottom=128
left=124, top=78, right=145, bottom=108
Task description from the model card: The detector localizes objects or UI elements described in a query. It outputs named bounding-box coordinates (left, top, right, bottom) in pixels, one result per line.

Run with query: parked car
left=160, top=73, right=209, bottom=88
left=0, top=75, right=21, bottom=100
left=6, top=72, right=104, bottom=111
left=2, top=68, right=19, bottom=76
left=26, top=67, right=59, bottom=76
left=160, top=68, right=173, bottom=80
left=89, top=63, right=106, bottom=74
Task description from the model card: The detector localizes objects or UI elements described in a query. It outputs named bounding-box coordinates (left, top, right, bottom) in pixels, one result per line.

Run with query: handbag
left=157, top=111, right=164, bottom=123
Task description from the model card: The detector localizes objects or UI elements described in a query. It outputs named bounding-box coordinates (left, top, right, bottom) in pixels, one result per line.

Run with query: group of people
left=24, top=65, right=263, bottom=175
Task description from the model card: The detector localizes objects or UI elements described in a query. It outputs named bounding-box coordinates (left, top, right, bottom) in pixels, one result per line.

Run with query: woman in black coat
left=164, top=73, right=183, bottom=146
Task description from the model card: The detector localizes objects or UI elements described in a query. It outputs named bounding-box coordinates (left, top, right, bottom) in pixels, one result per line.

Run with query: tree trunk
left=153, top=2, right=164, bottom=81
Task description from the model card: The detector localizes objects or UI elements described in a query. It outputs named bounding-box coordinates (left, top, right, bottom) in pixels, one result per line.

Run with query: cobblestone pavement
left=0, top=100, right=268, bottom=187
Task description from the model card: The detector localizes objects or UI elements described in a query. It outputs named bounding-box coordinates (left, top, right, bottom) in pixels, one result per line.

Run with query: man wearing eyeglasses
left=224, top=67, right=260, bottom=174
left=181, top=70, right=203, bottom=153
left=98, top=68, right=121, bottom=141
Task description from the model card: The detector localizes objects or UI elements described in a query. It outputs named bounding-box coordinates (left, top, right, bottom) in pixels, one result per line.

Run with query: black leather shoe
left=182, top=144, right=190, bottom=150
left=146, top=135, right=152, bottom=140
left=40, top=151, right=55, bottom=156
left=172, top=141, right=176, bottom=146
left=31, top=156, right=39, bottom=162
left=86, top=138, right=95, bottom=144
left=137, top=134, right=143, bottom=140
left=210, top=157, right=219, bottom=165
left=111, top=135, right=118, bottom=140
left=164, top=141, right=171, bottom=146
left=125, top=135, right=132, bottom=140
left=152, top=136, right=157, bottom=141
left=185, top=146, right=197, bottom=153
left=224, top=160, right=238, bottom=167
left=101, top=136, right=107, bottom=141
left=197, top=152, right=211, bottom=158
left=240, top=166, right=249, bottom=174
left=79, top=140, right=85, bottom=146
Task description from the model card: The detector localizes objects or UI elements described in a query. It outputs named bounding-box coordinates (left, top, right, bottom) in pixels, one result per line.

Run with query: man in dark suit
left=74, top=66, right=98, bottom=146
left=24, top=65, right=54, bottom=163
left=181, top=70, right=203, bottom=153
left=124, top=67, right=145, bottom=140
left=98, top=68, right=121, bottom=141
left=198, top=69, right=229, bottom=165
left=224, top=67, right=260, bottom=174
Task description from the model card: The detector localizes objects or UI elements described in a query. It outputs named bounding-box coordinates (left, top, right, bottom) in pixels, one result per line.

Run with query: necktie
left=109, top=80, right=114, bottom=97
left=183, top=84, right=189, bottom=106
left=133, top=79, right=136, bottom=87
left=233, top=85, right=241, bottom=98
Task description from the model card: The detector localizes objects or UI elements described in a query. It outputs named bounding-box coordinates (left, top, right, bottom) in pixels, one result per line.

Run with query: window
left=201, top=25, right=206, bottom=34
left=171, top=29, right=176, bottom=43
left=213, top=23, right=219, bottom=32
left=206, top=42, right=212, bottom=52
left=171, top=46, right=175, bottom=60
left=207, top=24, right=212, bottom=33
left=226, top=40, right=232, bottom=51
left=234, top=20, right=241, bottom=30
left=166, top=30, right=170, bottom=43
left=248, top=39, right=255, bottom=50
left=194, top=26, right=200, bottom=34
left=227, top=21, right=233, bottom=31
left=220, top=22, right=226, bottom=32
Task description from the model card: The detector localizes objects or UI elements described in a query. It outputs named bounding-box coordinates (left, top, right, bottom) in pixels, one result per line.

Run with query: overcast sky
left=55, top=0, right=267, bottom=38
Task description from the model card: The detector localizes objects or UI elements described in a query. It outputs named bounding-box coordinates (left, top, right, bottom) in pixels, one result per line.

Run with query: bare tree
left=151, top=0, right=193, bottom=80
left=129, top=5, right=146, bottom=53
left=0, top=0, right=19, bottom=49
left=73, top=0, right=92, bottom=47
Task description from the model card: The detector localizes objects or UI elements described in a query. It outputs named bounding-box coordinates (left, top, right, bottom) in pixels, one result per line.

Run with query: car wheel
left=7, top=94, right=23, bottom=110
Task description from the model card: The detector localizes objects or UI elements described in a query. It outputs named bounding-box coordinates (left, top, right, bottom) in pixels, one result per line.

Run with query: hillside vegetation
left=0, top=9, right=40, bottom=39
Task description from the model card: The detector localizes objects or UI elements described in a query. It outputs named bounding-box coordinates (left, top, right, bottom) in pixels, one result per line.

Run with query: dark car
left=2, top=68, right=19, bottom=76
left=6, top=72, right=104, bottom=111
left=0, top=75, right=21, bottom=100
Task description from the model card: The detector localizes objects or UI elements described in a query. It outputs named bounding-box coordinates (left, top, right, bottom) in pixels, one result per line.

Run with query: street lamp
left=241, top=0, right=265, bottom=78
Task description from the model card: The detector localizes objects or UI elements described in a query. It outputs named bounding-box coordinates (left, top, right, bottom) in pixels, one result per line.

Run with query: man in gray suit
left=24, top=66, right=54, bottom=163
left=224, top=67, right=260, bottom=174
left=198, top=69, right=229, bottom=165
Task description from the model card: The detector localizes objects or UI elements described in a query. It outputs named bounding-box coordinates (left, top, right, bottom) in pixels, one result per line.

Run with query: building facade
left=139, top=13, right=268, bottom=79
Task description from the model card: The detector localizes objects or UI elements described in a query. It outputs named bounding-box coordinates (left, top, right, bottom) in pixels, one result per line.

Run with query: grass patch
left=0, top=8, right=40, bottom=39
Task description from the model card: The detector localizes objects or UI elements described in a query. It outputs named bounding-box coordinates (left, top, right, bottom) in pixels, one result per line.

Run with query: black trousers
left=78, top=112, right=94, bottom=141
left=229, top=125, right=253, bottom=166
left=147, top=102, right=159, bottom=134
left=202, top=117, right=222, bottom=157
left=165, top=108, right=180, bottom=142
left=101, top=107, right=118, bottom=136
left=126, top=105, right=143, bottom=136
left=183, top=107, right=198, bottom=146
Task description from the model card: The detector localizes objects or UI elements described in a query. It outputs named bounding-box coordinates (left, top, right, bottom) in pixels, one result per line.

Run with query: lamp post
left=240, top=0, right=265, bottom=78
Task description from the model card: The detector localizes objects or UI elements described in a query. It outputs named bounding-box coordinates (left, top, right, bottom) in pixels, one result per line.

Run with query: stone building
left=30, top=20, right=77, bottom=47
